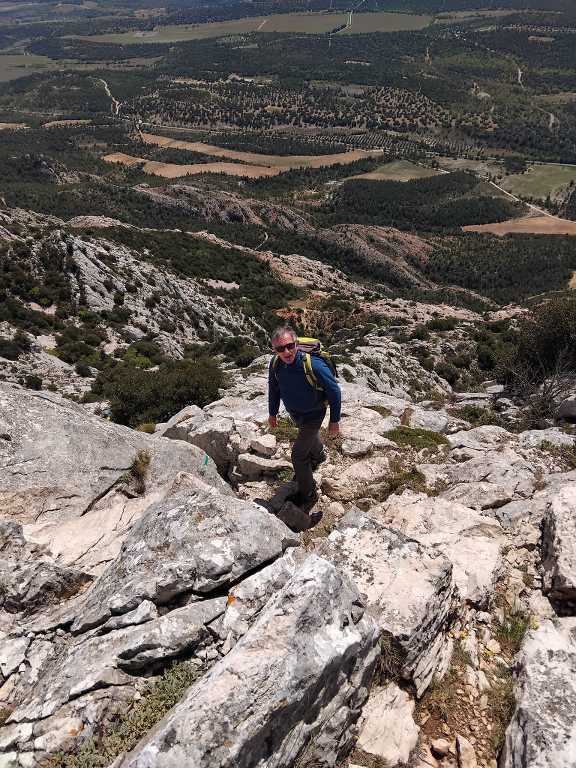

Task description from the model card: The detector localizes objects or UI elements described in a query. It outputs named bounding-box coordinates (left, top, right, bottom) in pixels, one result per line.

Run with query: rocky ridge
left=1, top=330, right=576, bottom=767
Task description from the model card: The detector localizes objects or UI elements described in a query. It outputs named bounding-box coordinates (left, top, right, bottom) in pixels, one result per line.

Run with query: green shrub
left=411, top=325, right=430, bottom=341
left=0, top=330, right=30, bottom=360
left=48, top=660, right=203, bottom=768
left=454, top=404, right=505, bottom=428
left=426, top=317, right=457, bottom=332
left=434, top=361, right=459, bottom=386
left=24, top=374, right=42, bottom=390
left=92, top=355, right=224, bottom=428
left=384, top=426, right=449, bottom=450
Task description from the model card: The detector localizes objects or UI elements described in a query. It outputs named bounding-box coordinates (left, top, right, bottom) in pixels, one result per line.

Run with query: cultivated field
left=349, top=159, right=441, bottom=182
left=463, top=214, right=576, bottom=236
left=0, top=54, right=53, bottom=82
left=103, top=152, right=281, bottom=178
left=501, top=163, right=576, bottom=200
left=0, top=122, right=28, bottom=130
left=88, top=11, right=431, bottom=44
left=140, top=133, right=383, bottom=169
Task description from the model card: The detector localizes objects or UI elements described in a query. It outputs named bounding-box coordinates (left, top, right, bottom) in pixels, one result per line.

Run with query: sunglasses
left=274, top=342, right=296, bottom=353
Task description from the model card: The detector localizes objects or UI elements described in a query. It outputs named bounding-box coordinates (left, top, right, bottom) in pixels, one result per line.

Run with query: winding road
left=95, top=78, right=121, bottom=116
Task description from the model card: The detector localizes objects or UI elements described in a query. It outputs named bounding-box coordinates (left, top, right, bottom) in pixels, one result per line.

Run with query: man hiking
left=268, top=325, right=341, bottom=508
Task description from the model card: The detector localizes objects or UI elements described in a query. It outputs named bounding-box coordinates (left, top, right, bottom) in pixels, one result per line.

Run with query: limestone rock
left=447, top=425, right=513, bottom=453
left=314, top=511, right=456, bottom=695
left=440, top=481, right=512, bottom=511
left=518, top=428, right=576, bottom=449
left=70, top=490, right=298, bottom=634
left=356, top=683, right=419, bottom=764
left=249, top=433, right=277, bottom=457
left=456, top=733, right=477, bottom=768
left=322, top=457, right=391, bottom=501
left=0, top=383, right=226, bottom=577
left=0, top=383, right=223, bottom=526
left=116, top=555, right=380, bottom=768
left=542, top=485, right=576, bottom=605
left=501, top=618, right=576, bottom=768
left=3, top=599, right=226, bottom=754
left=378, top=492, right=504, bottom=606
left=0, top=560, right=92, bottom=616
left=236, top=453, right=291, bottom=478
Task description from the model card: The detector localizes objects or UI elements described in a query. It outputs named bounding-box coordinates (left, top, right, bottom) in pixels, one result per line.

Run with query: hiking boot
left=286, top=489, right=318, bottom=510
left=311, top=451, right=327, bottom=472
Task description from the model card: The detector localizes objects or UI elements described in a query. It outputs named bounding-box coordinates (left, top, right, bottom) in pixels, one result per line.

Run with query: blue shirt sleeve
left=312, top=357, right=342, bottom=423
left=268, top=357, right=281, bottom=417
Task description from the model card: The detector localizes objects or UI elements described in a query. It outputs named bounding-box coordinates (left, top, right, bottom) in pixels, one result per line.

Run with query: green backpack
left=272, top=337, right=338, bottom=392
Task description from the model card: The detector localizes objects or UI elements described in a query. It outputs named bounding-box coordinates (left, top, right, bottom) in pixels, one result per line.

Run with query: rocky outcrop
left=501, top=618, right=576, bottom=768
left=355, top=683, right=419, bottom=765
left=376, top=492, right=505, bottom=606
left=0, top=383, right=226, bottom=577
left=116, top=555, right=379, bottom=768
left=542, top=485, right=576, bottom=607
left=313, top=511, right=456, bottom=696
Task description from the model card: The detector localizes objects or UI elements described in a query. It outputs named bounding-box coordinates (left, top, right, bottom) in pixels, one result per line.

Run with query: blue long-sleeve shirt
left=268, top=351, right=342, bottom=423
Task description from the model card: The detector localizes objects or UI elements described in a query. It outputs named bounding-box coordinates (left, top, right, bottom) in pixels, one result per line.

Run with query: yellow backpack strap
left=303, top=352, right=320, bottom=390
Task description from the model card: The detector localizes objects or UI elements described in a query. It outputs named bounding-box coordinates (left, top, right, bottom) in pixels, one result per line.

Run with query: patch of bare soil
left=463, top=214, right=576, bottom=236
left=103, top=152, right=280, bottom=178
left=0, top=122, right=28, bottom=130
left=43, top=119, right=92, bottom=128
left=140, top=132, right=382, bottom=169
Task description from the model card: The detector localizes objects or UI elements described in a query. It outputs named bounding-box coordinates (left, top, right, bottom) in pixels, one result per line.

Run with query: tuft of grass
left=366, top=405, right=392, bottom=418
left=493, top=609, right=530, bottom=657
left=135, top=422, right=156, bottom=434
left=270, top=416, right=299, bottom=442
left=453, top=404, right=506, bottom=428
left=373, top=465, right=427, bottom=501
left=384, top=426, right=449, bottom=450
left=47, top=660, right=204, bottom=768
left=486, top=676, right=515, bottom=753
left=129, top=449, right=151, bottom=494
left=376, top=633, right=404, bottom=682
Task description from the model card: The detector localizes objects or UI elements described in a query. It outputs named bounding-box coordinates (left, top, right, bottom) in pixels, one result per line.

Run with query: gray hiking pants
left=291, top=414, right=325, bottom=496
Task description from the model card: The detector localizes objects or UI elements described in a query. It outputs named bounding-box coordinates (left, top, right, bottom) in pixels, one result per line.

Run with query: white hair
left=271, top=325, right=297, bottom=346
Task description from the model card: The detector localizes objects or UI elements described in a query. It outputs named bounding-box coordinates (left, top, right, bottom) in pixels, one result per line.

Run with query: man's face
left=273, top=333, right=298, bottom=365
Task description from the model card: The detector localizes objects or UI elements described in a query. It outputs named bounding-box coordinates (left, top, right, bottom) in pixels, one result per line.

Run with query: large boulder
left=0, top=384, right=226, bottom=576
left=355, top=683, right=419, bottom=765
left=501, top=618, right=576, bottom=768
left=313, top=511, right=456, bottom=696
left=556, top=398, right=576, bottom=423
left=542, top=485, right=576, bottom=607
left=69, top=490, right=299, bottom=635
left=377, top=492, right=505, bottom=606
left=116, top=555, right=380, bottom=768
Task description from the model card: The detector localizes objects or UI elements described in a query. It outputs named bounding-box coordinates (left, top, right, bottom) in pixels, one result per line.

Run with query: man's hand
left=328, top=422, right=340, bottom=437
left=268, top=415, right=278, bottom=430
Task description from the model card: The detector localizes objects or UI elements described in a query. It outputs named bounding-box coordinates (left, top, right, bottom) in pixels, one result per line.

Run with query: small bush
left=129, top=449, right=151, bottom=494
left=427, top=317, right=457, bottom=332
left=75, top=362, right=92, bottom=377
left=135, top=422, right=156, bottom=434
left=24, top=374, right=42, bottom=390
left=366, top=405, right=392, bottom=418
left=435, top=361, right=460, bottom=386
left=384, top=426, right=449, bottom=450
left=48, top=660, right=203, bottom=768
left=411, top=325, right=430, bottom=341
left=493, top=608, right=530, bottom=657
left=454, top=405, right=505, bottom=428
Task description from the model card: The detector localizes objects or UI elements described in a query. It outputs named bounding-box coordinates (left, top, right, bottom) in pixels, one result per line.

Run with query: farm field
left=140, top=133, right=383, bottom=169
left=501, top=163, right=576, bottom=200
left=0, top=54, right=53, bottom=82
left=349, top=159, right=441, bottom=182
left=103, top=152, right=280, bottom=178
left=463, top=214, right=576, bottom=236
left=86, top=11, right=431, bottom=44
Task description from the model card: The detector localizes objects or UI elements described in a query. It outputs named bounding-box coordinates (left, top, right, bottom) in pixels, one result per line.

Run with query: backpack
left=272, top=337, right=338, bottom=393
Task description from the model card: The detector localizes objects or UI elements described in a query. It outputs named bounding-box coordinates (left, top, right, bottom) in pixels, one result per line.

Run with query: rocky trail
left=1, top=326, right=576, bottom=768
